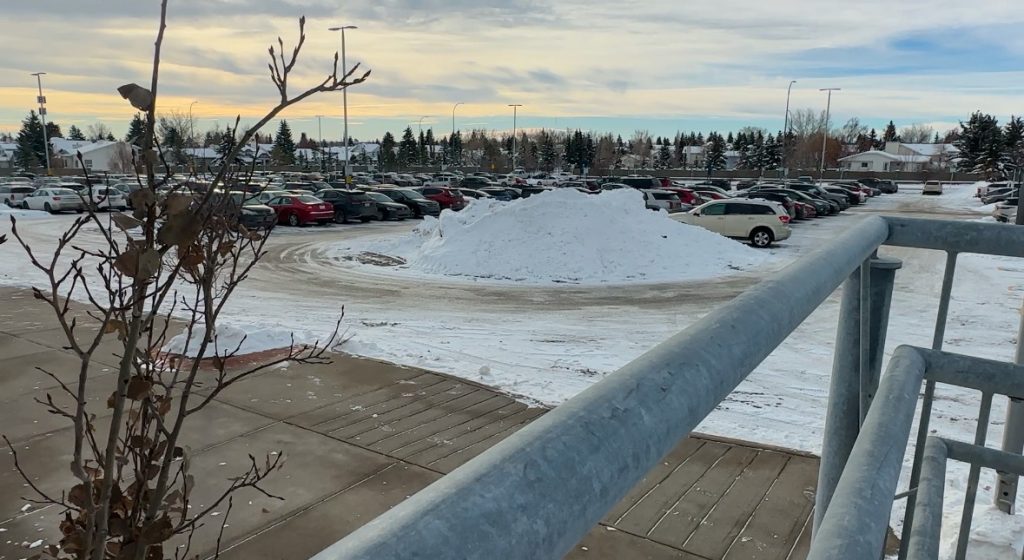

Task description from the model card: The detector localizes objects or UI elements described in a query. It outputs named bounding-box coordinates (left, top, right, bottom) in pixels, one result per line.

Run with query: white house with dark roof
left=839, top=142, right=959, bottom=172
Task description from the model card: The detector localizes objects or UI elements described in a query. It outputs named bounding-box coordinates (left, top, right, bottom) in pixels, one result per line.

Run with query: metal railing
left=310, top=216, right=1024, bottom=560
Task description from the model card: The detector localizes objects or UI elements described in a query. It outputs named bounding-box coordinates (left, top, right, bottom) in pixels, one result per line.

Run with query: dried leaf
left=163, top=193, right=193, bottom=216
left=140, top=516, right=174, bottom=544
left=128, top=435, right=152, bottom=450
left=157, top=213, right=202, bottom=247
left=217, top=241, right=236, bottom=257
left=104, top=319, right=128, bottom=340
left=110, top=213, right=144, bottom=231
left=178, top=245, right=204, bottom=268
left=162, top=489, right=182, bottom=506
left=69, top=483, right=89, bottom=508
left=117, top=83, right=153, bottom=111
left=108, top=516, right=129, bottom=537
left=107, top=391, right=117, bottom=409
left=156, top=396, right=172, bottom=416
left=130, top=189, right=156, bottom=219
left=145, top=544, right=163, bottom=560
left=126, top=377, right=152, bottom=400
left=113, top=247, right=161, bottom=279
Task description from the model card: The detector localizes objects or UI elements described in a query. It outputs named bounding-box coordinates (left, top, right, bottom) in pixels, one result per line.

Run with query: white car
left=21, top=188, right=85, bottom=213
left=643, top=189, right=684, bottom=213
left=0, top=184, right=36, bottom=207
left=922, top=181, right=944, bottom=195
left=83, top=186, right=128, bottom=211
left=671, top=199, right=792, bottom=248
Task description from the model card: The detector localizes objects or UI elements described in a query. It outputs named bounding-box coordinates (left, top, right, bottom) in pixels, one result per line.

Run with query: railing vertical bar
left=906, top=437, right=948, bottom=560
left=900, top=250, right=958, bottom=560
left=954, top=392, right=994, bottom=560
left=859, top=255, right=873, bottom=424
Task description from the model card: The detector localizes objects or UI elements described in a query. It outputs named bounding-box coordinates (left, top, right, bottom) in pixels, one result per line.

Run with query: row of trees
left=9, top=107, right=1023, bottom=178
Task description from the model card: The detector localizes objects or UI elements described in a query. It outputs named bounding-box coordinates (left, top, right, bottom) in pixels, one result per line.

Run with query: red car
left=661, top=186, right=704, bottom=206
left=695, top=189, right=729, bottom=201
left=266, top=194, right=334, bottom=226
left=418, top=187, right=466, bottom=211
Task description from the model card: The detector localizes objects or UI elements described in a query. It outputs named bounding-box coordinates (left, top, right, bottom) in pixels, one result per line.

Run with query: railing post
left=995, top=298, right=1024, bottom=514
left=816, top=255, right=901, bottom=533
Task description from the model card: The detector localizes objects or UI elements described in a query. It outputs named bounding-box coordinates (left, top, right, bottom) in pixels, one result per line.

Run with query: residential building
left=52, top=139, right=135, bottom=172
left=839, top=142, right=959, bottom=172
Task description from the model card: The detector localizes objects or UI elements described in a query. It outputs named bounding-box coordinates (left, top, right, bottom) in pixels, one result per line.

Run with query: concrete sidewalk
left=0, top=287, right=816, bottom=559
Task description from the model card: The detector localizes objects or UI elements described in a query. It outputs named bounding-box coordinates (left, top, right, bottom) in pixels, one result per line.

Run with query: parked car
left=364, top=191, right=412, bottom=221
left=694, top=179, right=732, bottom=191
left=375, top=187, right=442, bottom=218
left=981, top=187, right=1019, bottom=205
left=786, top=183, right=850, bottom=210
left=826, top=185, right=866, bottom=204
left=659, top=186, right=703, bottom=206
left=315, top=189, right=377, bottom=223
left=460, top=176, right=497, bottom=189
left=518, top=185, right=550, bottom=198
left=618, top=175, right=661, bottom=189
left=0, top=184, right=36, bottom=207
left=758, top=188, right=832, bottom=216
left=20, top=187, right=84, bottom=213
left=83, top=186, right=128, bottom=211
left=744, top=191, right=797, bottom=219
left=672, top=199, right=792, bottom=248
left=994, top=198, right=1019, bottom=223
left=642, top=189, right=684, bottom=212
left=695, top=189, right=730, bottom=201
left=417, top=187, right=466, bottom=210
left=266, top=194, right=334, bottom=226
left=209, top=191, right=277, bottom=230
left=922, top=181, right=944, bottom=195
left=458, top=189, right=494, bottom=200
left=976, top=181, right=1015, bottom=198
left=479, top=187, right=517, bottom=201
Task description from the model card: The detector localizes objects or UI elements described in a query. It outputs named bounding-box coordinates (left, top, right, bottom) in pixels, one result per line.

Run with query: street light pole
left=782, top=80, right=796, bottom=178
left=316, top=115, right=324, bottom=170
left=508, top=104, right=522, bottom=171
left=451, top=102, right=464, bottom=169
left=329, top=25, right=357, bottom=184
left=31, top=72, right=51, bottom=175
left=818, top=88, right=841, bottom=184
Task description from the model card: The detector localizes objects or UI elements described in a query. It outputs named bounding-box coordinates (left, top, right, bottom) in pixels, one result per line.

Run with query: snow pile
left=0, top=202, right=49, bottom=220
left=940, top=498, right=1024, bottom=558
left=164, top=323, right=312, bottom=358
left=349, top=189, right=767, bottom=284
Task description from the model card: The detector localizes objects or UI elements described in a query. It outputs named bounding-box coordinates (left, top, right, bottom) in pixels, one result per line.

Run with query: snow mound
left=0, top=202, right=50, bottom=220
left=349, top=189, right=767, bottom=284
left=164, top=323, right=311, bottom=358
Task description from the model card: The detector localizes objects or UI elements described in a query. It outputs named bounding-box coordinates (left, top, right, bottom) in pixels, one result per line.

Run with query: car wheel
left=287, top=213, right=301, bottom=227
left=750, top=227, right=773, bottom=248
left=44, top=202, right=54, bottom=213
left=20, top=201, right=29, bottom=209
left=334, top=210, right=349, bottom=224
left=375, top=209, right=385, bottom=221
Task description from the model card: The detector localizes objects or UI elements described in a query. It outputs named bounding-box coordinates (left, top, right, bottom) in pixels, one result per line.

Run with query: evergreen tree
left=657, top=142, right=671, bottom=168
left=14, top=111, right=47, bottom=169
left=417, top=130, right=428, bottom=165
left=882, top=121, right=900, bottom=143
left=704, top=132, right=727, bottom=175
left=68, top=125, right=86, bottom=141
left=126, top=113, right=146, bottom=143
left=955, top=112, right=1003, bottom=178
left=584, top=134, right=596, bottom=171
left=271, top=120, right=297, bottom=165
left=673, top=135, right=685, bottom=167
left=539, top=131, right=557, bottom=171
left=46, top=122, right=63, bottom=139
left=380, top=131, right=398, bottom=170
left=726, top=131, right=734, bottom=147
left=424, top=129, right=436, bottom=165
left=1003, top=116, right=1024, bottom=173
left=397, top=127, right=418, bottom=167
left=215, top=128, right=242, bottom=166
left=450, top=131, right=463, bottom=166
left=106, top=132, right=116, bottom=141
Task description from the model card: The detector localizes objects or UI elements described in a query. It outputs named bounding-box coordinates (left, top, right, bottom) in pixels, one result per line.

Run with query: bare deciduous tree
left=899, top=123, right=936, bottom=144
left=4, top=4, right=369, bottom=560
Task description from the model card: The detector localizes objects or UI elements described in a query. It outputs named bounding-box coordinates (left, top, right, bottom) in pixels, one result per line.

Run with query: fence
left=309, top=216, right=1024, bottom=560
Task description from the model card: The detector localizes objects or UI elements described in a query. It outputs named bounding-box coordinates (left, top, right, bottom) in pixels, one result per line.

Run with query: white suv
left=671, top=199, right=792, bottom=248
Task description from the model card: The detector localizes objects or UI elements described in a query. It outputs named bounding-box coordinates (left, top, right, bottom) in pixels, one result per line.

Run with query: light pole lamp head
left=328, top=25, right=358, bottom=31
left=31, top=72, right=47, bottom=77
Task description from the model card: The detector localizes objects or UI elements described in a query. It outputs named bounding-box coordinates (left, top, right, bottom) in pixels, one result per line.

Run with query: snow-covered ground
left=1, top=182, right=1022, bottom=557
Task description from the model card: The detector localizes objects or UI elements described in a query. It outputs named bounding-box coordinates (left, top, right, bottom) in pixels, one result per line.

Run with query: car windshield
left=366, top=192, right=391, bottom=203
left=51, top=189, right=78, bottom=196
left=400, top=189, right=427, bottom=200
left=297, top=195, right=322, bottom=204
left=651, top=192, right=676, bottom=200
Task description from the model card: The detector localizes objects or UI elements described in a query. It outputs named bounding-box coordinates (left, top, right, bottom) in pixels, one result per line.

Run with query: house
left=724, top=150, right=741, bottom=170
left=0, top=143, right=17, bottom=168
left=838, top=150, right=931, bottom=172
left=883, top=142, right=958, bottom=168
left=52, top=140, right=135, bottom=172
left=839, top=142, right=960, bottom=173
left=682, top=146, right=704, bottom=168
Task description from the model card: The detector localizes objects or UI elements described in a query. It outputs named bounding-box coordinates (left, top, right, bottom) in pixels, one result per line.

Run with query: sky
left=1, top=0, right=1023, bottom=142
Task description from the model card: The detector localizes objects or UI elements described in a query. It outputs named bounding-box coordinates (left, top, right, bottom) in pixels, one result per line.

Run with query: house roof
left=896, top=143, right=959, bottom=156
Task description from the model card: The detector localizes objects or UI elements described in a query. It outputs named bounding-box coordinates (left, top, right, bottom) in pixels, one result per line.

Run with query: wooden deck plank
left=372, top=395, right=513, bottom=454
left=388, top=401, right=527, bottom=458
left=786, top=509, right=813, bottom=560
left=289, top=373, right=445, bottom=428
left=723, top=456, right=818, bottom=560
left=564, top=525, right=706, bottom=560
left=680, top=450, right=790, bottom=559
left=328, top=381, right=473, bottom=438
left=405, top=406, right=542, bottom=466
left=428, top=410, right=545, bottom=472
left=351, top=389, right=494, bottom=445
left=648, top=446, right=760, bottom=547
left=605, top=438, right=706, bottom=524
left=616, top=441, right=731, bottom=536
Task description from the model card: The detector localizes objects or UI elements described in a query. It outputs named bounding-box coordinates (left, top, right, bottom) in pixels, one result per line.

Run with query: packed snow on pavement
left=1, top=183, right=1023, bottom=556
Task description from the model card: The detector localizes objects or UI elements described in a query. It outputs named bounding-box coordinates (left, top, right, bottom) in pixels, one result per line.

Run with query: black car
left=786, top=183, right=850, bottom=210
left=459, top=176, right=495, bottom=189
left=824, top=186, right=863, bottom=205
left=743, top=191, right=798, bottom=219
left=458, top=189, right=493, bottom=200
left=758, top=188, right=833, bottom=216
left=856, top=177, right=896, bottom=194
left=981, top=187, right=1020, bottom=205
left=206, top=191, right=277, bottom=230
left=480, top=187, right=520, bottom=201
left=694, top=178, right=732, bottom=191
left=375, top=188, right=441, bottom=218
left=315, top=189, right=377, bottom=223
left=364, top=191, right=412, bottom=221
left=618, top=175, right=661, bottom=189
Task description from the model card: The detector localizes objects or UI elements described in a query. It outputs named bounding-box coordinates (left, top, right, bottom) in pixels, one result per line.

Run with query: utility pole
left=818, top=88, right=841, bottom=184
left=328, top=25, right=357, bottom=184
left=508, top=104, right=522, bottom=171
left=316, top=115, right=324, bottom=171
left=31, top=72, right=51, bottom=175
left=782, top=80, right=796, bottom=179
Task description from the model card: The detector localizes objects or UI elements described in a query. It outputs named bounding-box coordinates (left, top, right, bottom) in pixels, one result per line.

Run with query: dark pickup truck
left=315, top=189, right=377, bottom=223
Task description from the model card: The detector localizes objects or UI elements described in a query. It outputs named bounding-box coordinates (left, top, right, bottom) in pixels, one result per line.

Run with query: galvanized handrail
left=310, top=217, right=1024, bottom=560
